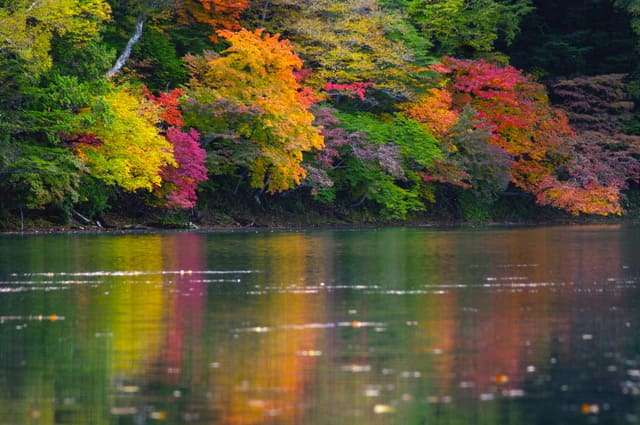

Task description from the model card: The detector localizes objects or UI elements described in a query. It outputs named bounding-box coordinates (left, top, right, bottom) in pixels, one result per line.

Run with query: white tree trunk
left=106, top=15, right=146, bottom=79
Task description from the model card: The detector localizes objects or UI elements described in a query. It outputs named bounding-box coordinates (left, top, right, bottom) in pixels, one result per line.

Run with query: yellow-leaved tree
left=73, top=88, right=176, bottom=192
left=185, top=29, right=324, bottom=192
left=0, top=0, right=111, bottom=73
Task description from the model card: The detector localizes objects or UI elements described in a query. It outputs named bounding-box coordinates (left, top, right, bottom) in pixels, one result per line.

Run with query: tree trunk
left=106, top=15, right=146, bottom=79
left=261, top=0, right=272, bottom=23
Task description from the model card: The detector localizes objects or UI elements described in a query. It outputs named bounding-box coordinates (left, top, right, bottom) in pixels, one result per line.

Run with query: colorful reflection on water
left=0, top=226, right=639, bottom=424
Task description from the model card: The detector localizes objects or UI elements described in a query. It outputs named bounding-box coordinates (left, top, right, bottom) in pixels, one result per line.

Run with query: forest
left=3, top=0, right=640, bottom=229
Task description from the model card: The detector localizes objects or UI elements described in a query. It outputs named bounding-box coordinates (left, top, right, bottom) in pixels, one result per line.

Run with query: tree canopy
left=4, top=0, right=640, bottom=227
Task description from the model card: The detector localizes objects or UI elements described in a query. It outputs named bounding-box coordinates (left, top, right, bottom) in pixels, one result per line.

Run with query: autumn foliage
left=74, top=89, right=176, bottom=192
left=324, top=82, right=374, bottom=101
left=6, top=0, right=640, bottom=223
left=432, top=57, right=573, bottom=167
left=144, top=88, right=185, bottom=127
left=185, top=29, right=323, bottom=192
left=403, top=89, right=459, bottom=137
left=408, top=57, right=637, bottom=215
left=180, top=0, right=249, bottom=41
left=416, top=57, right=631, bottom=215
left=162, top=128, right=208, bottom=209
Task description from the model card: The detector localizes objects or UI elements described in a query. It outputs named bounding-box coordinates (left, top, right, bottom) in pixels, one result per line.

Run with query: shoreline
left=0, top=216, right=634, bottom=236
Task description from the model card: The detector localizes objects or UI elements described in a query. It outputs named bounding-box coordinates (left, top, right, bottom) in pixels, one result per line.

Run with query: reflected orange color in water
left=408, top=227, right=628, bottom=399
left=417, top=293, right=458, bottom=395
left=211, top=234, right=329, bottom=425
left=446, top=231, right=562, bottom=395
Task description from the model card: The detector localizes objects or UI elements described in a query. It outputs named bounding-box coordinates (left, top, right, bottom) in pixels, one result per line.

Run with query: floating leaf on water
left=480, top=393, right=495, bottom=401
left=111, top=407, right=138, bottom=415
left=373, top=404, right=395, bottom=414
left=495, top=374, right=509, bottom=384
left=150, top=411, right=167, bottom=420
left=341, top=364, right=371, bottom=373
left=118, top=385, right=140, bottom=394
left=248, top=399, right=267, bottom=409
left=581, top=403, right=600, bottom=415
left=297, top=350, right=322, bottom=357
left=365, top=387, right=380, bottom=397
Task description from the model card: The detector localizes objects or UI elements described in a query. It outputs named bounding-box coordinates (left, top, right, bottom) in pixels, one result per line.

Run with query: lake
left=0, top=225, right=639, bottom=424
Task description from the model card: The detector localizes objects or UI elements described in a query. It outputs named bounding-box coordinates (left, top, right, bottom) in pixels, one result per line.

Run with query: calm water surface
left=0, top=225, right=639, bottom=424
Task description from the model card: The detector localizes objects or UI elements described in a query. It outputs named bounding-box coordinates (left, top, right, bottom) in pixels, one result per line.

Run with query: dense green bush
left=0, top=144, right=82, bottom=214
left=335, top=112, right=443, bottom=169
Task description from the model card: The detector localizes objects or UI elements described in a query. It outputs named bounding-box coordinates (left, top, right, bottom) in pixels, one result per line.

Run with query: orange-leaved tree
left=184, top=29, right=323, bottom=192
left=179, top=0, right=249, bottom=41
left=402, top=88, right=460, bottom=138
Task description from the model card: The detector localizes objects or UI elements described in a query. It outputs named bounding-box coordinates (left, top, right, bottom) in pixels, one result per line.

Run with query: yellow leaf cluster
left=283, top=0, right=415, bottom=94
left=0, top=0, right=111, bottom=73
left=77, top=89, right=176, bottom=192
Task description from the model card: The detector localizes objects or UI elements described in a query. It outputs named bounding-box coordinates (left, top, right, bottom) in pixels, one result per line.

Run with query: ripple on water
left=9, top=269, right=258, bottom=277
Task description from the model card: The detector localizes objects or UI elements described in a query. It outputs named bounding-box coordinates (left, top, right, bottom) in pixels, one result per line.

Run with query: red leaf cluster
left=65, top=133, right=103, bottom=151
left=324, top=82, right=374, bottom=101
left=162, top=128, right=208, bottom=209
left=144, top=87, right=185, bottom=127
left=431, top=58, right=627, bottom=215
left=436, top=57, right=574, bottom=166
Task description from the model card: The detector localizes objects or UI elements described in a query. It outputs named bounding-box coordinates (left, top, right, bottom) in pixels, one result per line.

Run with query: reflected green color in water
left=0, top=226, right=639, bottom=424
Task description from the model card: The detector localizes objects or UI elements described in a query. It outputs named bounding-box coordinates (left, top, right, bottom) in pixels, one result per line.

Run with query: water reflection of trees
left=0, top=226, right=639, bottom=424
left=204, top=233, right=329, bottom=425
